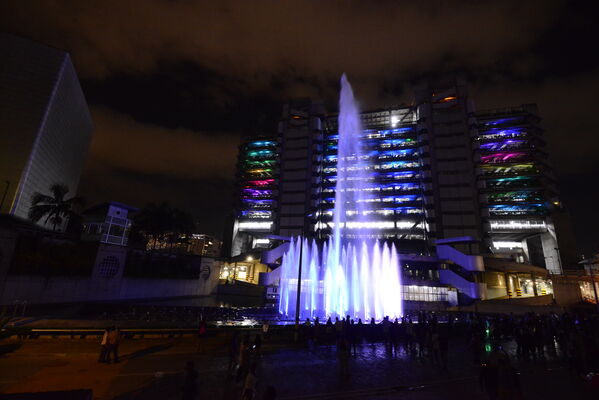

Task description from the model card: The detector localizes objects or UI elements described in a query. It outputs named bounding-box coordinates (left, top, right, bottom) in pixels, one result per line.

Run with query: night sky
left=1, top=1, right=597, bottom=254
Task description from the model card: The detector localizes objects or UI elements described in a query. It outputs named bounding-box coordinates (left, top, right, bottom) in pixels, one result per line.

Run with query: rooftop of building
left=83, top=201, right=139, bottom=216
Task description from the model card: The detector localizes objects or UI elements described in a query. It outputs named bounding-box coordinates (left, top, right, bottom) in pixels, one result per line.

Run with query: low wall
left=552, top=276, right=583, bottom=306
left=457, top=294, right=561, bottom=314
left=0, top=273, right=219, bottom=305
left=217, top=281, right=265, bottom=297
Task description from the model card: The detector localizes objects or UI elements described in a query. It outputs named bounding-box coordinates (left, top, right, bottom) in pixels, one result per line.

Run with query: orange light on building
left=291, top=115, right=302, bottom=119
left=439, top=96, right=457, bottom=103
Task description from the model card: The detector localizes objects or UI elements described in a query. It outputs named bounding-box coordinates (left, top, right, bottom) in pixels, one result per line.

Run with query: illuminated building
left=230, top=78, right=567, bottom=287
left=0, top=34, right=93, bottom=229
left=230, top=137, right=278, bottom=255
left=219, top=254, right=271, bottom=285
left=475, top=105, right=562, bottom=273
left=146, top=232, right=222, bottom=257
left=315, top=107, right=427, bottom=252
left=186, top=234, right=222, bottom=257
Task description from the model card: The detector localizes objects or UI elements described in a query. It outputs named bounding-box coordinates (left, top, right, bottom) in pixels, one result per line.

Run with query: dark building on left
left=0, top=33, right=93, bottom=229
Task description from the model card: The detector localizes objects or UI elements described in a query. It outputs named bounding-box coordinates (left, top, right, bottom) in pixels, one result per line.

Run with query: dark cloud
left=1, top=0, right=598, bottom=252
left=86, top=106, right=240, bottom=179
left=0, top=1, right=559, bottom=80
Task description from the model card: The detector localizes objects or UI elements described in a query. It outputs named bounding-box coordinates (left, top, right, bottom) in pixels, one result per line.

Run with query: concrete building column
left=531, top=273, right=538, bottom=296
left=504, top=272, right=511, bottom=298
left=0, top=228, right=18, bottom=303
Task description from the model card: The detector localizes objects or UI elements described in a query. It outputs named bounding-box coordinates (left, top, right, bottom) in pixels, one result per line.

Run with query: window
left=99, top=256, right=120, bottom=278
left=109, top=225, right=124, bottom=236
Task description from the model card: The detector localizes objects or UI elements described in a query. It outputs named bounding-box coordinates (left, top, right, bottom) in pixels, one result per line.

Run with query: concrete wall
left=0, top=237, right=222, bottom=305
left=552, top=276, right=583, bottom=306
left=0, top=226, right=18, bottom=298
left=0, top=273, right=219, bottom=305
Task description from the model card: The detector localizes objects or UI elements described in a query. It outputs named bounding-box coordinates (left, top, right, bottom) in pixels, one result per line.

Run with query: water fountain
left=278, top=75, right=404, bottom=321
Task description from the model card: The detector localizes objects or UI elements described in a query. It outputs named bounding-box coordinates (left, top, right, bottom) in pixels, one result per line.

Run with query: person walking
left=107, top=326, right=120, bottom=363
left=98, top=328, right=109, bottom=363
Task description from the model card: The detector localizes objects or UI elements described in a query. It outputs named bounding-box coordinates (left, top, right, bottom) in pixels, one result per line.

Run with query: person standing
left=262, top=320, right=269, bottom=340
left=261, top=386, right=277, bottom=400
left=228, top=331, right=240, bottom=376
left=337, top=336, right=350, bottom=378
left=313, top=317, right=321, bottom=344
left=196, top=318, right=207, bottom=353
left=242, top=364, right=257, bottom=400
left=334, top=317, right=343, bottom=339
left=254, top=333, right=262, bottom=357
left=107, top=326, right=120, bottom=363
left=236, top=335, right=251, bottom=383
left=98, top=328, right=109, bottom=363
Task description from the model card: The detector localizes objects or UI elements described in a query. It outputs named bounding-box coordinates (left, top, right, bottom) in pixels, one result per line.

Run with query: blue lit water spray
left=278, top=75, right=404, bottom=321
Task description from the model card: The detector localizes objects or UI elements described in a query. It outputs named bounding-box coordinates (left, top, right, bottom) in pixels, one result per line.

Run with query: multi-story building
left=474, top=105, right=562, bottom=273
left=230, top=137, right=278, bottom=255
left=0, top=34, right=94, bottom=229
left=230, top=78, right=566, bottom=281
left=183, top=234, right=222, bottom=257
left=315, top=108, right=427, bottom=252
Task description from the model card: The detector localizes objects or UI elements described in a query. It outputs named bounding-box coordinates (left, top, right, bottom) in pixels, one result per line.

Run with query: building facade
left=230, top=78, right=565, bottom=277
left=230, top=137, right=279, bottom=255
left=0, top=34, right=93, bottom=229
left=82, top=201, right=137, bottom=246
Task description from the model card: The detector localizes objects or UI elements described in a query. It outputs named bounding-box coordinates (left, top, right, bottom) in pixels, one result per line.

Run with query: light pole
left=0, top=180, right=9, bottom=212
left=579, top=257, right=599, bottom=313
left=294, top=232, right=304, bottom=342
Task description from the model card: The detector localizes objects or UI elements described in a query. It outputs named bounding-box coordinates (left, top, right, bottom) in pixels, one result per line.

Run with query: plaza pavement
left=0, top=332, right=594, bottom=399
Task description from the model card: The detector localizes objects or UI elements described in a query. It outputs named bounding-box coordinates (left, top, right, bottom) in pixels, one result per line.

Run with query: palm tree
left=28, top=183, right=84, bottom=232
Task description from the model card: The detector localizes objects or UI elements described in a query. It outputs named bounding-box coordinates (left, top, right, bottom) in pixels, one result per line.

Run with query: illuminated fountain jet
left=278, top=75, right=404, bottom=321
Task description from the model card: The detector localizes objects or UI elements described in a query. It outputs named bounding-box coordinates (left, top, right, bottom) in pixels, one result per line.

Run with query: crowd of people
left=93, top=304, right=251, bottom=325
left=227, top=327, right=276, bottom=400
left=96, top=310, right=599, bottom=399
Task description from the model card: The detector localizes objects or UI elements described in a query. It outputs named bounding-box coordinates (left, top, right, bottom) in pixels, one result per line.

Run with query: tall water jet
left=278, top=75, right=403, bottom=321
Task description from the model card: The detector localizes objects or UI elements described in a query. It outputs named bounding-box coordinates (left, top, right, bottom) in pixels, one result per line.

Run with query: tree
left=133, top=202, right=196, bottom=252
left=28, top=183, right=84, bottom=232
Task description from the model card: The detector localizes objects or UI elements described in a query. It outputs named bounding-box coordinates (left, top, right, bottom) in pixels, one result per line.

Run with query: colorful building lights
left=238, top=221, right=273, bottom=230
left=492, top=241, right=524, bottom=249
left=489, top=220, right=547, bottom=230
left=246, top=179, right=275, bottom=186
left=489, top=204, right=546, bottom=216
left=483, top=117, right=523, bottom=126
left=247, top=140, right=276, bottom=148
left=380, top=161, right=420, bottom=169
left=479, top=139, right=526, bottom=151
left=247, top=149, right=274, bottom=158
left=480, top=152, right=528, bottom=164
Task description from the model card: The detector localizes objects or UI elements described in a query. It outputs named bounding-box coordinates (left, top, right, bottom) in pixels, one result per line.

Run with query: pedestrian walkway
left=0, top=333, right=593, bottom=399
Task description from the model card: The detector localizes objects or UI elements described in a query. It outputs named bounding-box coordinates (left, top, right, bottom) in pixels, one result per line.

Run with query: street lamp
left=294, top=231, right=304, bottom=342
left=579, top=257, right=599, bottom=313
left=0, top=180, right=9, bottom=211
